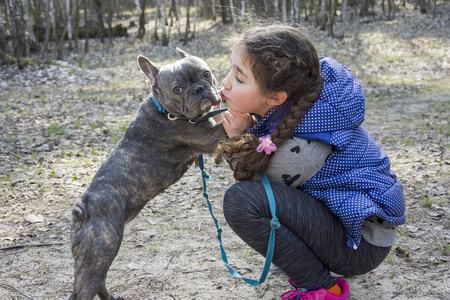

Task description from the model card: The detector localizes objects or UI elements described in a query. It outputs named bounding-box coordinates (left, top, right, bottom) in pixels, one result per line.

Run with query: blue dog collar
left=151, top=95, right=227, bottom=123
left=151, top=96, right=167, bottom=114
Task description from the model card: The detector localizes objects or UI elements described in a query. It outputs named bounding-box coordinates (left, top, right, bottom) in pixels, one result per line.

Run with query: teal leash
left=197, top=154, right=280, bottom=286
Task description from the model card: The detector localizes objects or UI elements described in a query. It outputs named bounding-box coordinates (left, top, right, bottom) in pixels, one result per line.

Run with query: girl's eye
left=173, top=87, right=183, bottom=94
left=203, top=71, right=211, bottom=79
left=235, top=76, right=243, bottom=84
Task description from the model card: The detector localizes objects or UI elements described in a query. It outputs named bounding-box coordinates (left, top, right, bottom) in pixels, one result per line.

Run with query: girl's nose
left=222, top=71, right=232, bottom=90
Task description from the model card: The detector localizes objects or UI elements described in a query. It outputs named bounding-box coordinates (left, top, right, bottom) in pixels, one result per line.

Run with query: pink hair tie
left=257, top=135, right=277, bottom=155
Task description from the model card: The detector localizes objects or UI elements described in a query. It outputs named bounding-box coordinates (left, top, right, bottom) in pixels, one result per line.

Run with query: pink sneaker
left=280, top=278, right=351, bottom=300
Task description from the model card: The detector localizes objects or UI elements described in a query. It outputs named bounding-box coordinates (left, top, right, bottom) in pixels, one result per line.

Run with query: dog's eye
left=173, top=87, right=183, bottom=94
left=203, top=71, right=211, bottom=79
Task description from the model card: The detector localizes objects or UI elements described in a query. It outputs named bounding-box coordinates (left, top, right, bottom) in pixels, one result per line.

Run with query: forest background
left=0, top=0, right=449, bottom=299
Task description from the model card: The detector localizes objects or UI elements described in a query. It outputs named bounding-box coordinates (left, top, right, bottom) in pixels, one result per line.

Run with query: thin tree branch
left=0, top=242, right=64, bottom=251
left=162, top=255, right=176, bottom=299
left=0, top=283, right=35, bottom=300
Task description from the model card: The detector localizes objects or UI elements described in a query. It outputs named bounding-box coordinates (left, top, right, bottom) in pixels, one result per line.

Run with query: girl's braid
left=265, top=47, right=322, bottom=152
left=271, top=84, right=322, bottom=146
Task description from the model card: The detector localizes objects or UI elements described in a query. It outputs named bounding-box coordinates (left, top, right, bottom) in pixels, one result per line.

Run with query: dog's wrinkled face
left=138, top=49, right=221, bottom=120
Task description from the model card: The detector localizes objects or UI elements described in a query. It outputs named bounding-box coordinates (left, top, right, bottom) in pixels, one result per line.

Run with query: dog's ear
left=176, top=47, right=190, bottom=59
left=137, top=55, right=159, bottom=87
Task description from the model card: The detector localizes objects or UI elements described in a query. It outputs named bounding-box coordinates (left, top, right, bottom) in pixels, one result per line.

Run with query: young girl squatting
left=215, top=25, right=405, bottom=300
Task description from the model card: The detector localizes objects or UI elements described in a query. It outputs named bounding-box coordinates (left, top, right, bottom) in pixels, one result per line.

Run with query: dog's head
left=137, top=48, right=221, bottom=120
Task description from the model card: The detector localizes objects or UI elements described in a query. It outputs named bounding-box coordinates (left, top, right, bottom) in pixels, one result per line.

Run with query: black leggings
left=223, top=180, right=391, bottom=289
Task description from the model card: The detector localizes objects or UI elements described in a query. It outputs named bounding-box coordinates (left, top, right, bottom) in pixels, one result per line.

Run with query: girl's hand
left=223, top=110, right=253, bottom=138
left=212, top=104, right=223, bottom=123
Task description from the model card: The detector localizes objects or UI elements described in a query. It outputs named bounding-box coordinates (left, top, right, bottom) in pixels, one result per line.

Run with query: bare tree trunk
left=137, top=0, right=146, bottom=39
left=115, top=0, right=120, bottom=18
left=4, top=0, right=11, bottom=36
left=43, top=0, right=51, bottom=56
left=9, top=0, right=27, bottom=68
left=83, top=0, right=88, bottom=51
left=161, top=0, right=168, bottom=45
left=66, top=0, right=72, bottom=40
left=83, top=0, right=89, bottom=52
left=387, top=0, right=395, bottom=20
left=192, top=0, right=197, bottom=40
left=271, top=0, right=279, bottom=14
left=320, top=0, right=325, bottom=18
left=238, top=0, right=246, bottom=23
left=341, top=0, right=347, bottom=21
left=134, top=0, right=140, bottom=15
left=282, top=0, right=287, bottom=21
left=308, top=0, right=315, bottom=21
left=23, top=0, right=37, bottom=53
left=317, top=0, right=327, bottom=30
left=432, top=0, right=437, bottom=19
left=72, top=0, right=80, bottom=51
left=328, top=0, right=334, bottom=37
left=65, top=0, right=73, bottom=50
left=359, top=0, right=369, bottom=17
left=0, top=3, right=6, bottom=64
left=212, top=0, right=216, bottom=21
left=336, top=0, right=348, bottom=37
left=175, top=0, right=180, bottom=37
left=417, top=0, right=428, bottom=13
left=229, top=0, right=235, bottom=24
left=106, top=0, right=113, bottom=43
left=294, top=0, right=301, bottom=22
left=93, top=0, right=104, bottom=43
left=183, top=0, right=189, bottom=45
left=219, top=0, right=230, bottom=23
left=299, top=0, right=304, bottom=21
left=50, top=0, right=56, bottom=42
left=153, top=0, right=159, bottom=41
left=263, top=0, right=271, bottom=15
left=291, top=0, right=296, bottom=22
left=168, top=0, right=172, bottom=25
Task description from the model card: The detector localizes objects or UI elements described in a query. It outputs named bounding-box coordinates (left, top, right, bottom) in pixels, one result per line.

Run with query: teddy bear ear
left=176, top=47, right=190, bottom=59
left=137, top=55, right=159, bottom=87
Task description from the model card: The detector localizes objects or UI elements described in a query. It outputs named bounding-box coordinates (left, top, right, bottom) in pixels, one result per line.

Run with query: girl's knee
left=223, top=180, right=264, bottom=221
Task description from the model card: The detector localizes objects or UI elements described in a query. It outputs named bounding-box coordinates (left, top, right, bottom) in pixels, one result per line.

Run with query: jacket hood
left=297, top=57, right=366, bottom=134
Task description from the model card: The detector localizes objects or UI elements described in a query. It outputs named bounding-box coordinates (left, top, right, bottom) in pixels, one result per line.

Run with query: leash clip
left=167, top=113, right=178, bottom=121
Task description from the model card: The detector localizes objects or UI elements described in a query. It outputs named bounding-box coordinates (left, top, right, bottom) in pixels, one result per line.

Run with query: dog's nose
left=194, top=86, right=205, bottom=94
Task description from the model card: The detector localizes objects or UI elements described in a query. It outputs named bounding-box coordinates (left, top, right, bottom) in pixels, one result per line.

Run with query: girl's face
left=221, top=46, right=273, bottom=117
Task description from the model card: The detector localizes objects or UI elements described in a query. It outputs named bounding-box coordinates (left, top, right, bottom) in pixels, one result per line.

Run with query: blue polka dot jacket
left=248, top=57, right=406, bottom=249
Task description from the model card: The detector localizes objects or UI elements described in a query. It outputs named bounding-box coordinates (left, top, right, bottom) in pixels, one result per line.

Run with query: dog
left=69, top=48, right=226, bottom=300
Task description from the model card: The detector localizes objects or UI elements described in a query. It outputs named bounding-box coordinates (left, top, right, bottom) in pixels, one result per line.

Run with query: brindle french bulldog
left=69, top=48, right=226, bottom=300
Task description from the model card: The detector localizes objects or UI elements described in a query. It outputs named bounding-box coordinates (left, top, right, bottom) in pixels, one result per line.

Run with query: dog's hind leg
left=97, top=278, right=124, bottom=300
left=69, top=200, right=125, bottom=300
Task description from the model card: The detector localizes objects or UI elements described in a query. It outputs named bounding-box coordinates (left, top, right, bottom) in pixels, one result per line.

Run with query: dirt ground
left=1, top=5, right=449, bottom=300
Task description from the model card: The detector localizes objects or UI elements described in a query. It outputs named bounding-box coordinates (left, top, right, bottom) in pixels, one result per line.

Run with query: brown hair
left=215, top=24, right=323, bottom=181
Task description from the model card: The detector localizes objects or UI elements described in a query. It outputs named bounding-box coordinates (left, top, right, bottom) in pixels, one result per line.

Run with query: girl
left=215, top=25, right=405, bottom=300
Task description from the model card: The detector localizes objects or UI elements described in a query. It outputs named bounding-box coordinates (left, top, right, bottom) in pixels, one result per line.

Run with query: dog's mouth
left=181, top=95, right=221, bottom=120
left=199, top=94, right=221, bottom=112
left=199, top=98, right=214, bottom=112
